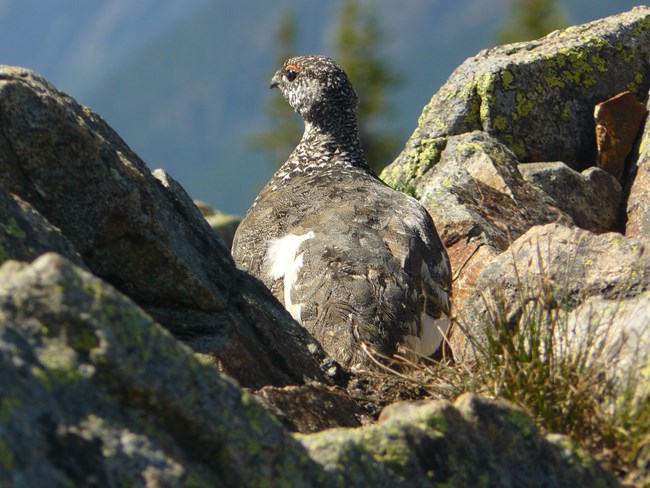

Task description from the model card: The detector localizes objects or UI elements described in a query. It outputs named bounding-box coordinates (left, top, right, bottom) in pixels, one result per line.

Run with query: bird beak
left=270, top=71, right=283, bottom=89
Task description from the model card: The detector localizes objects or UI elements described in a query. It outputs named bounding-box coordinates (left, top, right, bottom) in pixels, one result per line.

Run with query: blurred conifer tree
left=334, top=0, right=403, bottom=173
left=249, top=9, right=302, bottom=164
left=497, top=0, right=569, bottom=43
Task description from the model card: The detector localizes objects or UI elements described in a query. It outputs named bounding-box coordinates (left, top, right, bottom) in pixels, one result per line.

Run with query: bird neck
left=265, top=111, right=374, bottom=192
left=298, top=114, right=366, bottom=166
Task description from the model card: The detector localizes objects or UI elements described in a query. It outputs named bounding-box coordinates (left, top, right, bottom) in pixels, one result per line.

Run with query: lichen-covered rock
left=0, top=254, right=615, bottom=487
left=519, top=162, right=622, bottom=233
left=0, top=65, right=328, bottom=390
left=454, top=223, right=650, bottom=361
left=301, top=393, right=618, bottom=487
left=412, top=131, right=571, bottom=308
left=380, top=7, right=650, bottom=374
left=0, top=254, right=326, bottom=487
left=382, top=6, right=650, bottom=189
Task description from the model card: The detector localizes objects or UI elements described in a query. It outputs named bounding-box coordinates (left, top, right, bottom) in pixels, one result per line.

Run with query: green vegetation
left=497, top=0, right=569, bottom=43
left=466, top=279, right=649, bottom=483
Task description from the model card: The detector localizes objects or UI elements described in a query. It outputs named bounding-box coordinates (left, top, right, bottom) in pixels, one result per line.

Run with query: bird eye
left=285, top=64, right=300, bottom=82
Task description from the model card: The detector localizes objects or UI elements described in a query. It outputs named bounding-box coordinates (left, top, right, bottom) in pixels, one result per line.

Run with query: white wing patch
left=266, top=231, right=315, bottom=322
left=403, top=313, right=450, bottom=358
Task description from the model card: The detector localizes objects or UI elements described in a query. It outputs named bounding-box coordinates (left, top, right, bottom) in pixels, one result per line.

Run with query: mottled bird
left=232, top=55, right=451, bottom=369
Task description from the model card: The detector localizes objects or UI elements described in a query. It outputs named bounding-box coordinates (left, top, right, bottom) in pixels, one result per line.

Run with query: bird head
left=270, top=55, right=359, bottom=127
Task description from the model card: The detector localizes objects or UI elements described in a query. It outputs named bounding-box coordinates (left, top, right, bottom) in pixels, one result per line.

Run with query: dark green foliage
left=334, top=0, right=403, bottom=173
left=497, top=0, right=569, bottom=43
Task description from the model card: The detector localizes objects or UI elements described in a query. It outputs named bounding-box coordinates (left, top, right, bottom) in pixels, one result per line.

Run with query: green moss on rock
left=381, top=137, right=446, bottom=189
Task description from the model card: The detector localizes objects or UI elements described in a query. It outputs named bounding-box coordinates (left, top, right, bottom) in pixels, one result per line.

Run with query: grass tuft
left=463, top=251, right=649, bottom=483
left=381, top=242, right=650, bottom=484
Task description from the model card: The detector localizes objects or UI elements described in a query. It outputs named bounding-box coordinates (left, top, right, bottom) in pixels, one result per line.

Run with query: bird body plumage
left=232, top=55, right=451, bottom=369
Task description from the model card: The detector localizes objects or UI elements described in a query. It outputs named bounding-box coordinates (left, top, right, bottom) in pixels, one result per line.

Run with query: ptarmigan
left=232, top=55, right=451, bottom=370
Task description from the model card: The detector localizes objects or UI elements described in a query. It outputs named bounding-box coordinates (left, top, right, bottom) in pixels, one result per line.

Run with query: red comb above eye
left=285, top=64, right=301, bottom=72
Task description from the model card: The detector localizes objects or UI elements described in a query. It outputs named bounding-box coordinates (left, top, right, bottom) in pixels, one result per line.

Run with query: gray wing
left=380, top=193, right=452, bottom=358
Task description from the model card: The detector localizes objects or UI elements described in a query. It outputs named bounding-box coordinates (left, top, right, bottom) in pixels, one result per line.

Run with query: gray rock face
left=0, top=65, right=327, bottom=390
left=563, top=293, right=650, bottom=403
left=411, top=132, right=571, bottom=310
left=0, top=254, right=614, bottom=486
left=519, top=162, right=622, bottom=233
left=302, top=393, right=618, bottom=487
left=454, top=223, right=650, bottom=362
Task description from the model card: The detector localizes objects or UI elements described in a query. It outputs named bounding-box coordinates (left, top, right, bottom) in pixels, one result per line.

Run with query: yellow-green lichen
left=500, top=70, right=514, bottom=90
left=632, top=14, right=650, bottom=37
left=369, top=433, right=412, bottom=476
left=1, top=216, right=26, bottom=240
left=549, top=435, right=609, bottom=486
left=71, top=326, right=101, bottom=352
left=423, top=409, right=450, bottom=433
left=640, top=132, right=650, bottom=157
left=456, top=140, right=490, bottom=158
left=515, top=92, right=534, bottom=119
left=560, top=106, right=571, bottom=121
left=30, top=364, right=53, bottom=391
left=36, top=340, right=84, bottom=384
left=590, top=54, right=608, bottom=73
left=476, top=72, right=499, bottom=128
left=627, top=71, right=645, bottom=93
left=507, top=409, right=537, bottom=438
left=391, top=182, right=419, bottom=198
left=493, top=115, right=509, bottom=131
left=541, top=42, right=609, bottom=90
left=462, top=85, right=482, bottom=130
left=0, top=242, right=8, bottom=264
left=241, top=390, right=266, bottom=436
left=615, top=42, right=635, bottom=63
left=381, top=137, right=446, bottom=187
left=503, top=135, right=527, bottom=160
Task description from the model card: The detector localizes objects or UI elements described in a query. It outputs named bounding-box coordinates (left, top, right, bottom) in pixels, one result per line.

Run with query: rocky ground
left=0, top=6, right=649, bottom=487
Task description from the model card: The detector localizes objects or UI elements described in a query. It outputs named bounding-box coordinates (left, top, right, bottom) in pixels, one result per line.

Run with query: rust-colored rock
left=595, top=90, right=647, bottom=178
left=453, top=223, right=650, bottom=362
